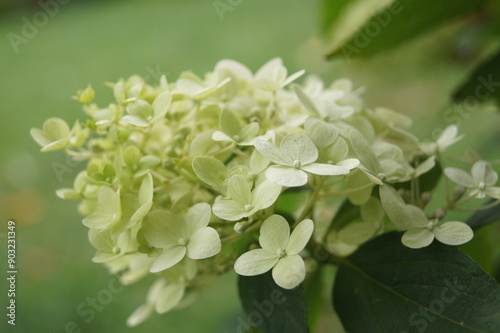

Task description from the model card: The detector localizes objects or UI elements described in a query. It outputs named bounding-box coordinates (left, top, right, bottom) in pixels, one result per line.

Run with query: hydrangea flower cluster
left=31, top=58, right=500, bottom=325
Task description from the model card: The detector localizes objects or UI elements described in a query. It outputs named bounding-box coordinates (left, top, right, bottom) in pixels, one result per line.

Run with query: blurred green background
left=0, top=0, right=499, bottom=332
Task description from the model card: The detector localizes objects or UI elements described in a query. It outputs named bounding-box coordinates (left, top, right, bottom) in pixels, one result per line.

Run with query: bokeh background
left=0, top=0, right=499, bottom=332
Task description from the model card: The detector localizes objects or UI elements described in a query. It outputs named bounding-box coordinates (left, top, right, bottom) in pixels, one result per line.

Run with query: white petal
left=183, top=202, right=212, bottom=237
left=259, top=215, right=290, bottom=251
left=444, top=167, right=474, bottom=187
left=187, top=227, right=221, bottom=259
left=293, top=85, right=320, bottom=116
left=401, top=229, right=434, bottom=249
left=433, top=222, right=473, bottom=246
left=436, top=125, right=463, bottom=151
left=251, top=180, right=282, bottom=210
left=272, top=255, right=306, bottom=289
left=265, top=166, right=308, bottom=187
left=212, top=199, right=247, bottom=221
left=282, top=69, right=305, bottom=87
left=305, top=117, right=338, bottom=148
left=234, top=249, right=279, bottom=276
left=406, top=205, right=430, bottom=228
left=254, top=140, right=292, bottom=166
left=155, top=284, right=185, bottom=314
left=126, top=303, right=155, bottom=327
left=286, top=219, right=314, bottom=255
left=471, top=161, right=495, bottom=186
left=337, top=158, right=360, bottom=170
left=122, top=115, right=149, bottom=127
left=485, top=186, right=500, bottom=199
left=150, top=246, right=186, bottom=273
left=211, top=131, right=234, bottom=142
left=280, top=134, right=318, bottom=165
left=301, top=163, right=349, bottom=176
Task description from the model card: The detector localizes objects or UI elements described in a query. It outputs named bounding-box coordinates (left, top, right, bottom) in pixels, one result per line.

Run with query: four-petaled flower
left=380, top=185, right=473, bottom=248
left=445, top=160, right=500, bottom=199
left=255, top=133, right=357, bottom=187
left=142, top=203, right=221, bottom=272
left=234, top=215, right=314, bottom=289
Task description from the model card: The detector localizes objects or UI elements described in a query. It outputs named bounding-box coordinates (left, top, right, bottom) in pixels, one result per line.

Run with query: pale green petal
left=379, top=185, right=412, bottom=228
left=414, top=156, right=436, bottom=177
left=251, top=180, right=282, bottom=210
left=192, top=156, right=228, bottom=187
left=211, top=131, right=234, bottom=142
left=227, top=174, right=252, bottom=205
left=123, top=146, right=142, bottom=168
left=82, top=186, right=121, bottom=229
left=281, top=134, right=318, bottom=165
left=361, top=197, right=384, bottom=225
left=406, top=205, right=430, bottom=228
left=301, top=163, right=349, bottom=176
left=126, top=303, right=155, bottom=327
left=324, top=137, right=348, bottom=163
left=272, top=254, right=305, bottom=289
left=436, top=125, right=463, bottom=151
left=240, top=122, right=260, bottom=142
left=266, top=166, right=308, bottom=187
left=347, top=172, right=375, bottom=205
left=220, top=109, right=241, bottom=138
left=337, top=158, right=360, bottom=170
left=122, top=115, right=149, bottom=127
left=40, top=138, right=69, bottom=152
left=249, top=149, right=270, bottom=174
left=484, top=165, right=499, bottom=186
left=401, top=228, right=434, bottom=249
left=30, top=128, right=51, bottom=147
left=286, top=219, right=314, bottom=255
left=127, top=100, right=152, bottom=118
left=471, top=161, right=495, bottom=186
left=152, top=91, right=171, bottom=119
left=293, top=85, right=320, bottom=116
left=444, top=167, right=474, bottom=187
left=138, top=173, right=153, bottom=205
left=259, top=215, right=290, bottom=252
left=485, top=186, right=500, bottom=199
left=253, top=78, right=282, bottom=91
left=282, top=69, right=305, bottom=87
left=142, top=210, right=183, bottom=248
left=129, top=202, right=153, bottom=226
left=212, top=200, right=247, bottom=221
left=254, top=140, right=293, bottom=166
left=305, top=117, right=338, bottom=148
left=350, top=131, right=379, bottom=173
left=187, top=227, right=221, bottom=259
left=139, top=155, right=161, bottom=170
left=155, top=284, right=185, bottom=314
left=433, top=222, right=473, bottom=246
left=234, top=249, right=279, bottom=276
left=43, top=117, right=70, bottom=141
left=183, top=202, right=212, bottom=236
left=150, top=246, right=186, bottom=273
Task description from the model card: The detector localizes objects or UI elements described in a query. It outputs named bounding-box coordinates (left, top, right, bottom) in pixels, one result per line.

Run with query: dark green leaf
left=238, top=272, right=310, bottom=333
left=319, top=0, right=351, bottom=33
left=327, top=0, right=488, bottom=59
left=466, top=199, right=500, bottom=229
left=453, top=49, right=500, bottom=106
left=333, top=232, right=500, bottom=333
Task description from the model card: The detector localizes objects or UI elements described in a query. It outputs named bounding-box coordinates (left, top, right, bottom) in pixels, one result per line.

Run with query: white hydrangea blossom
left=31, top=58, right=496, bottom=325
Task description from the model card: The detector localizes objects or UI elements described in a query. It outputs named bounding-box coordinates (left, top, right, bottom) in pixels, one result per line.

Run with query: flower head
left=445, top=160, right=500, bottom=199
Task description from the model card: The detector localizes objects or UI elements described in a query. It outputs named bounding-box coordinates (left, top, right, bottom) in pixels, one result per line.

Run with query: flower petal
left=155, top=284, right=185, bottom=314
left=280, top=134, right=318, bottom=165
left=301, top=163, right=349, bottom=176
left=251, top=180, right=282, bottom=210
left=150, top=246, right=186, bottom=273
left=485, top=186, right=500, bottom=199
left=304, top=117, right=338, bottom=148
left=286, top=219, right=314, bottom=255
left=272, top=254, right=305, bottom=289
left=259, top=215, right=290, bottom=251
left=227, top=174, right=252, bottom=205
left=379, top=185, right=413, bottom=228
left=254, top=140, right=292, bottom=166
left=234, top=249, right=279, bottom=276
left=401, top=228, right=434, bottom=249
left=142, top=210, right=183, bottom=248
left=265, top=166, right=308, bottom=187
left=471, top=161, right=490, bottom=185
left=187, top=227, right=221, bottom=259
left=126, top=303, right=155, bottom=327
left=433, top=222, right=473, bottom=246
left=183, top=203, right=212, bottom=237
left=444, top=167, right=474, bottom=188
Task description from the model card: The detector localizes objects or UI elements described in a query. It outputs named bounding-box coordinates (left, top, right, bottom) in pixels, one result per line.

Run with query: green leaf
left=333, top=231, right=500, bottom=333
left=318, top=0, right=351, bottom=33
left=453, top=50, right=500, bottom=106
left=326, top=0, right=488, bottom=59
left=238, top=271, right=310, bottom=333
left=466, top=199, right=500, bottom=229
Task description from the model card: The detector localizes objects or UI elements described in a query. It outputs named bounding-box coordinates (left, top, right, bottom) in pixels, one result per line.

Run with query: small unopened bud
left=234, top=222, right=247, bottom=234
left=421, top=192, right=432, bottom=205
left=74, top=85, right=95, bottom=104
left=433, top=208, right=445, bottom=220
left=453, top=186, right=466, bottom=200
